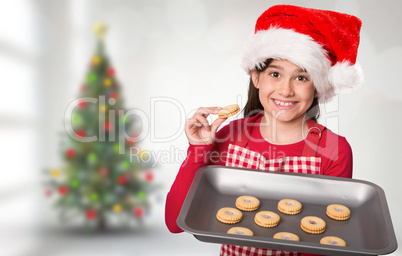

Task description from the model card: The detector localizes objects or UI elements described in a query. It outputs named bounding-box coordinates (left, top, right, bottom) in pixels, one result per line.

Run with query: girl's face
left=251, top=59, right=316, bottom=124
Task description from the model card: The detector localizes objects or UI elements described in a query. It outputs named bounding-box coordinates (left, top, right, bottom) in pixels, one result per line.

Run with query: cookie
left=217, top=104, right=240, bottom=118
left=278, top=199, right=302, bottom=215
left=254, top=211, right=280, bottom=228
left=320, top=236, right=346, bottom=247
left=326, top=204, right=351, bottom=220
left=227, top=227, right=254, bottom=236
left=273, top=232, right=300, bottom=241
left=216, top=207, right=243, bottom=224
left=300, top=216, right=326, bottom=234
left=235, top=195, right=260, bottom=211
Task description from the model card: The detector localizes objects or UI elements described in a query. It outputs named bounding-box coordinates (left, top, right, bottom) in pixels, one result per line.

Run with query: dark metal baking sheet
left=177, top=165, right=397, bottom=256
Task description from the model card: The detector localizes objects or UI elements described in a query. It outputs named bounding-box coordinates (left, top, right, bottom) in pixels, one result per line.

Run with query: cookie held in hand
left=217, top=104, right=240, bottom=118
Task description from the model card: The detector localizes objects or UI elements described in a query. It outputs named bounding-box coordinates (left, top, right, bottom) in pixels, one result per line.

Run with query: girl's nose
left=277, top=80, right=295, bottom=97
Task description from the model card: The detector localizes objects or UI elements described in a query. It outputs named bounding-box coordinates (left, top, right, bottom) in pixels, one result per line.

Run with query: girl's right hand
left=185, top=107, right=227, bottom=145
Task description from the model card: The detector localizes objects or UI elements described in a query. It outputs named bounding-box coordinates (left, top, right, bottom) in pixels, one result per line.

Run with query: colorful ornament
left=104, top=78, right=112, bottom=87
left=118, top=175, right=127, bottom=185
left=86, top=209, right=97, bottom=219
left=104, top=121, right=111, bottom=131
left=71, top=179, right=79, bottom=188
left=76, top=130, right=85, bottom=137
left=126, top=134, right=138, bottom=146
left=66, top=148, right=75, bottom=158
left=133, top=207, right=144, bottom=218
left=109, top=92, right=117, bottom=99
left=88, top=153, right=97, bottom=163
left=92, top=56, right=101, bottom=65
left=72, top=114, right=81, bottom=124
left=121, top=161, right=130, bottom=170
left=145, top=170, right=154, bottom=182
left=90, top=192, right=98, bottom=201
left=51, top=169, right=59, bottom=178
left=87, top=72, right=96, bottom=82
left=113, top=204, right=122, bottom=213
left=78, top=99, right=87, bottom=108
left=107, top=67, right=115, bottom=76
left=113, top=143, right=120, bottom=153
left=121, top=116, right=129, bottom=124
left=137, top=190, right=146, bottom=199
left=139, top=150, right=149, bottom=160
left=58, top=186, right=68, bottom=195
left=100, top=104, right=107, bottom=113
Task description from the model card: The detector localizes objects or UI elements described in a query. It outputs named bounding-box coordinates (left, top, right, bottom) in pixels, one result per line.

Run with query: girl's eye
left=296, top=76, right=308, bottom=81
left=270, top=72, right=280, bottom=78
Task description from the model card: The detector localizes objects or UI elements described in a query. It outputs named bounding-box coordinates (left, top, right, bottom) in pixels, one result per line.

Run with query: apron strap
left=235, top=112, right=264, bottom=148
left=302, top=119, right=326, bottom=157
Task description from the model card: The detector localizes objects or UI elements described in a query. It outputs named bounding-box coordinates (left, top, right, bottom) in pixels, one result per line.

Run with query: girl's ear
left=251, top=70, right=259, bottom=89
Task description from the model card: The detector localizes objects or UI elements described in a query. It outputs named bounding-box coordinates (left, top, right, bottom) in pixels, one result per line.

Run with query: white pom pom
left=328, top=61, right=364, bottom=93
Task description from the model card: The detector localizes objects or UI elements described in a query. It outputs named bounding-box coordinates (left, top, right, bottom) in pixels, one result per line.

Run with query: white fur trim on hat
left=241, top=27, right=335, bottom=102
left=328, top=61, right=364, bottom=94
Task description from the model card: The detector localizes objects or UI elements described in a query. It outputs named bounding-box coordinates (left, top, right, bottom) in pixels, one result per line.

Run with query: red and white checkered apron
left=220, top=144, right=321, bottom=256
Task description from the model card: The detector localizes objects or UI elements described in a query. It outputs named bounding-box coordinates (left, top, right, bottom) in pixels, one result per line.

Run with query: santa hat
left=241, top=5, right=363, bottom=103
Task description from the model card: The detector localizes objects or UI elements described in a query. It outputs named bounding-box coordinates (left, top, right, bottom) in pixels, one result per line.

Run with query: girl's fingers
left=192, top=115, right=211, bottom=131
left=194, top=107, right=221, bottom=117
left=188, top=106, right=222, bottom=131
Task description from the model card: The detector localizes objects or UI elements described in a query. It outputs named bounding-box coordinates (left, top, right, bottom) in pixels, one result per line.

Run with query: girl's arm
left=165, top=107, right=227, bottom=233
left=321, top=136, right=353, bottom=179
left=165, top=144, right=214, bottom=233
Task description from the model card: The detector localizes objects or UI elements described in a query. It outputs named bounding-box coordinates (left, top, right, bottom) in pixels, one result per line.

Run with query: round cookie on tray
left=326, top=204, right=351, bottom=220
left=254, top=211, right=280, bottom=228
left=227, top=227, right=254, bottom=236
left=235, top=195, right=260, bottom=211
left=216, top=207, right=243, bottom=224
left=278, top=199, right=302, bottom=215
left=273, top=232, right=300, bottom=241
left=300, top=216, right=326, bottom=234
left=320, top=236, right=346, bottom=247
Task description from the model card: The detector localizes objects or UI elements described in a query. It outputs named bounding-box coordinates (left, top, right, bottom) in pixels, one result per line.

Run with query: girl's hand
left=185, top=107, right=227, bottom=145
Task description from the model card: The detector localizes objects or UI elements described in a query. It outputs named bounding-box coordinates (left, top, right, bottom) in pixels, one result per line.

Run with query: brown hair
left=243, top=59, right=320, bottom=123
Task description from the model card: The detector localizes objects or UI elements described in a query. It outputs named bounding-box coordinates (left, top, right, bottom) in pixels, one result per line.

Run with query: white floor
left=0, top=183, right=221, bottom=256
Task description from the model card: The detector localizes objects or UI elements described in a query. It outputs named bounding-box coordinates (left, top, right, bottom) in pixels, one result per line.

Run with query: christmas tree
left=44, top=23, right=156, bottom=230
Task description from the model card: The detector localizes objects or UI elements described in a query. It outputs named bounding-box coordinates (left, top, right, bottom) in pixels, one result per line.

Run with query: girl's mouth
left=272, top=99, right=299, bottom=109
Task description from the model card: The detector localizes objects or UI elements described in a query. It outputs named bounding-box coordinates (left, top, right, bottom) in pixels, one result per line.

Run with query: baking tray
left=177, top=165, right=397, bottom=256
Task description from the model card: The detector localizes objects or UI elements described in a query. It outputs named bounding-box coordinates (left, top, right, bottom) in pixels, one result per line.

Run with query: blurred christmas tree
left=44, top=22, right=156, bottom=230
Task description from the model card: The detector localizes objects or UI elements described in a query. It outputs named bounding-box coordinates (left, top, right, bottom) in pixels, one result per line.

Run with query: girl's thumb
left=210, top=118, right=226, bottom=135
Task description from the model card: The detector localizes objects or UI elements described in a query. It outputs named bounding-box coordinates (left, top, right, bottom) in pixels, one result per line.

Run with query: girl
left=165, top=5, right=363, bottom=256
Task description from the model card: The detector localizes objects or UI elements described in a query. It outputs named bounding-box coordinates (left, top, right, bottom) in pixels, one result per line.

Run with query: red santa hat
left=241, top=5, right=363, bottom=102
